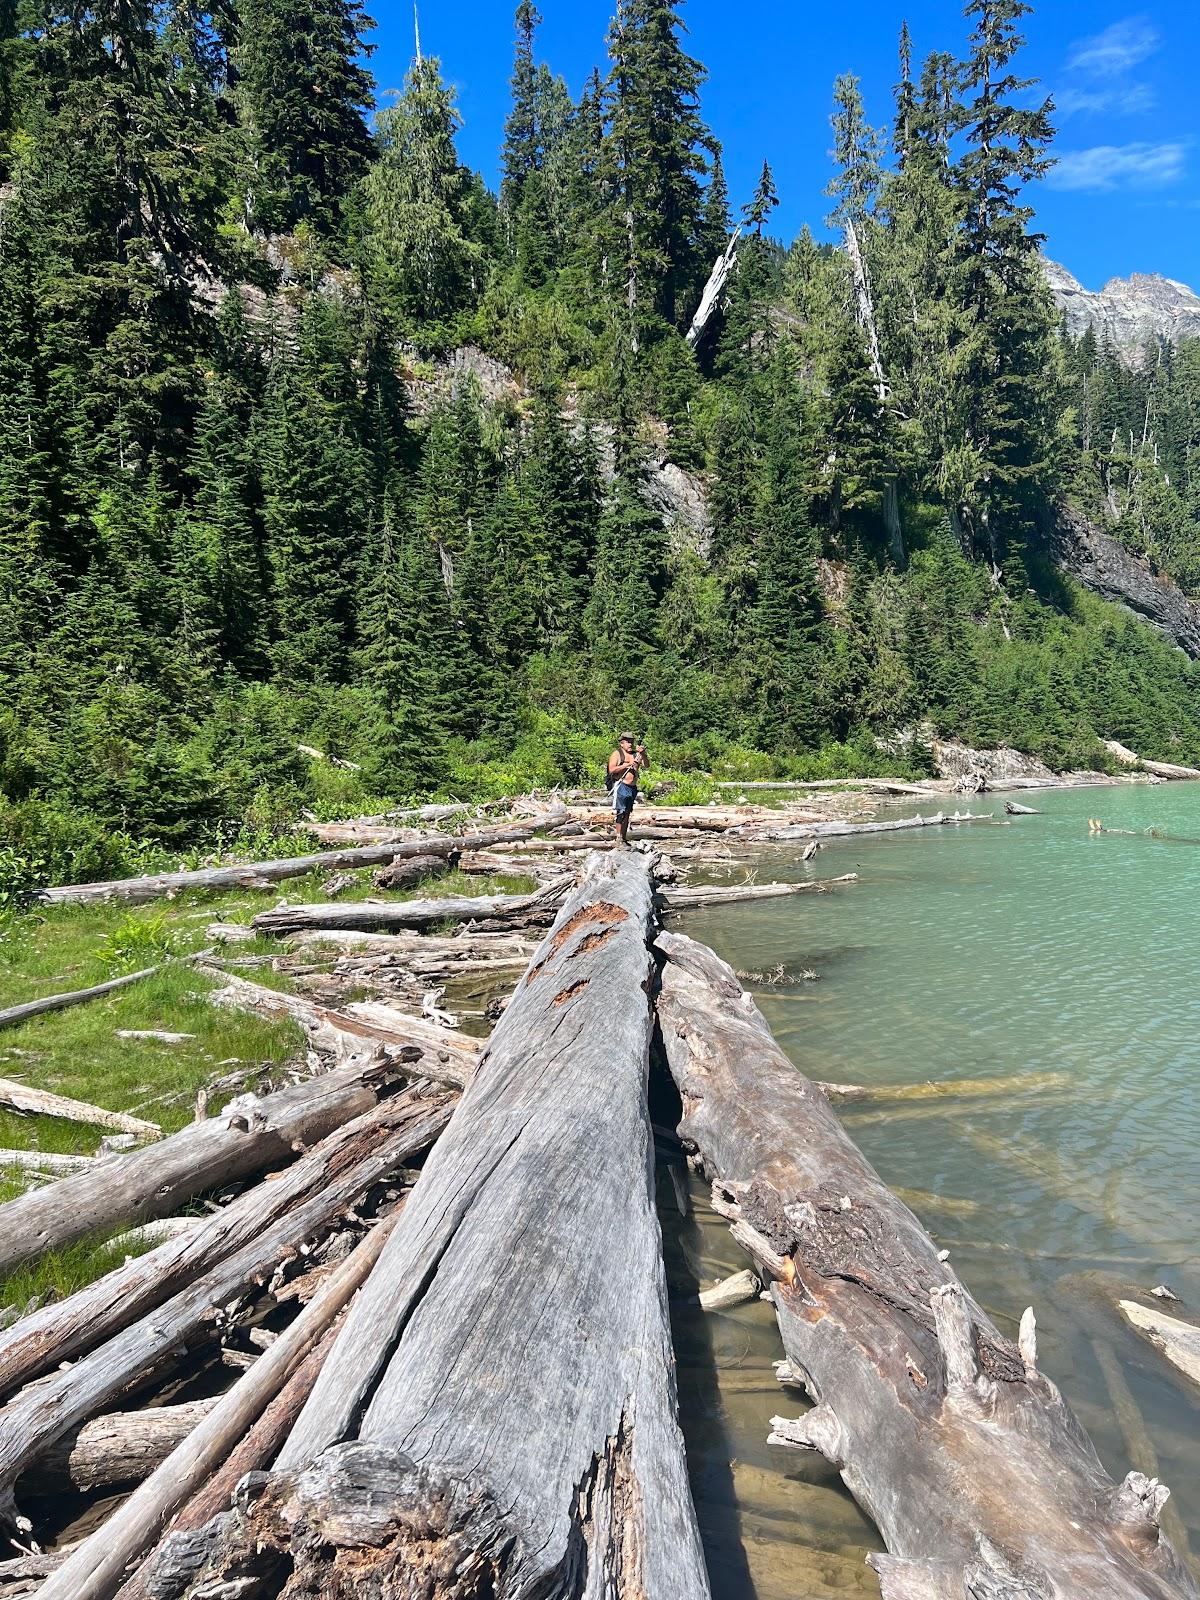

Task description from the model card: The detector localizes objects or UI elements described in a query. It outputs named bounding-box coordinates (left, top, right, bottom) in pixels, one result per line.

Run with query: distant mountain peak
left=1045, top=258, right=1200, bottom=360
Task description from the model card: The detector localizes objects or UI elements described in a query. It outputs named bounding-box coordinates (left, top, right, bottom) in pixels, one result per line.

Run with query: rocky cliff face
left=1053, top=506, right=1200, bottom=658
left=1045, top=260, right=1200, bottom=361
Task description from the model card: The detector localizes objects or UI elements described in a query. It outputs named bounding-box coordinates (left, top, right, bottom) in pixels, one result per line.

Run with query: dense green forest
left=2, top=0, right=1200, bottom=887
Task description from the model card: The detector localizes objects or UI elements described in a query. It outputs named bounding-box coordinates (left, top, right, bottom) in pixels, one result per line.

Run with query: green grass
left=0, top=1229, right=160, bottom=1314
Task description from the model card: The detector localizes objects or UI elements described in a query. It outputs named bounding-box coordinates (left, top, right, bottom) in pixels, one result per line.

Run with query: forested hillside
left=3, top=0, right=1200, bottom=887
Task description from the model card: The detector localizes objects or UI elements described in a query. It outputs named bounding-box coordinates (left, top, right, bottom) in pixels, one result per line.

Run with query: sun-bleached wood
left=36, top=1217, right=398, bottom=1600
left=0, top=1091, right=450, bottom=1529
left=178, top=851, right=709, bottom=1600
left=251, top=877, right=569, bottom=938
left=0, top=1055, right=409, bottom=1280
left=655, top=931, right=1195, bottom=1600
left=0, top=1076, right=159, bottom=1137
left=36, top=823, right=551, bottom=906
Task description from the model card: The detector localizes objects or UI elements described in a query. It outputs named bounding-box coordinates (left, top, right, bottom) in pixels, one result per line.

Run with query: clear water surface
left=663, top=782, right=1200, bottom=1598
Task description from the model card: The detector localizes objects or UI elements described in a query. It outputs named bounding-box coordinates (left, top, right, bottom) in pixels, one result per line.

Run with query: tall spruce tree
left=234, top=0, right=375, bottom=234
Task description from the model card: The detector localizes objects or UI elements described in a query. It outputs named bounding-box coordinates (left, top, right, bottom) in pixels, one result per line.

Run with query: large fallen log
left=0, top=1055, right=409, bottom=1280
left=0, top=1084, right=452, bottom=1397
left=37, top=1214, right=400, bottom=1600
left=252, top=877, right=569, bottom=938
left=739, top=809, right=996, bottom=842
left=35, top=823, right=552, bottom=907
left=0, top=1090, right=450, bottom=1527
left=177, top=851, right=710, bottom=1600
left=654, top=932, right=1195, bottom=1600
left=660, top=873, right=858, bottom=910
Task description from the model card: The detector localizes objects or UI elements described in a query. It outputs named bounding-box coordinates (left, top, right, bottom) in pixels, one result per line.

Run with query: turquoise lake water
left=666, top=782, right=1200, bottom=1597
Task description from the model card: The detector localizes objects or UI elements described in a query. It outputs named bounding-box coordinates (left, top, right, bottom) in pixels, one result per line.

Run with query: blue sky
left=372, top=0, right=1200, bottom=290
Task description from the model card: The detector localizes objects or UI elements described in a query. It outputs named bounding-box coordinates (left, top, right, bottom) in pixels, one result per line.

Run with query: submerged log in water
left=655, top=931, right=1196, bottom=1600
left=169, top=851, right=709, bottom=1600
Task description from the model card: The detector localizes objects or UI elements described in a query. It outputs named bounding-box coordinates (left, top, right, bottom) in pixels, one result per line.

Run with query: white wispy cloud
left=1047, top=142, right=1186, bottom=192
left=1056, top=82, right=1155, bottom=118
left=1066, top=17, right=1160, bottom=78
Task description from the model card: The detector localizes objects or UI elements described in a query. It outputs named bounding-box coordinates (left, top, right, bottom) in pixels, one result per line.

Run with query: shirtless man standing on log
left=606, top=733, right=649, bottom=847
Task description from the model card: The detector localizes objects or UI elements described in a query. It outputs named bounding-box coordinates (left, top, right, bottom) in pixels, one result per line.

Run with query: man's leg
left=618, top=805, right=631, bottom=846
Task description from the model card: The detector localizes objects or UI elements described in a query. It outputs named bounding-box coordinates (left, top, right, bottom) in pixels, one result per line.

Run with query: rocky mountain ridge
left=1045, top=259, right=1200, bottom=361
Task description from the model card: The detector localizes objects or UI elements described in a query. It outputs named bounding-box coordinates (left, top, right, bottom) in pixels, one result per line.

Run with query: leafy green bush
left=97, top=912, right=180, bottom=973
left=0, top=800, right=172, bottom=893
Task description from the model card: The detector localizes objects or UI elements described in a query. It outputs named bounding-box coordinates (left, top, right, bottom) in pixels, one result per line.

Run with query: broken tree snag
left=35, top=823, right=552, bottom=907
left=0, top=1055, right=407, bottom=1280
left=654, top=931, right=1196, bottom=1600
left=252, top=879, right=569, bottom=937
left=187, top=851, right=709, bottom=1600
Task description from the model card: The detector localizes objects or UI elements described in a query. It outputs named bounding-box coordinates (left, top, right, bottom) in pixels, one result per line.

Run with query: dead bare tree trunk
left=844, top=219, right=904, bottom=567
left=655, top=932, right=1196, bottom=1600
left=171, top=851, right=709, bottom=1600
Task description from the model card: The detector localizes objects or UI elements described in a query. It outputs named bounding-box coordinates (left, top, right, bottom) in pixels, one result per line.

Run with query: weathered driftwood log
left=252, top=878, right=569, bottom=938
left=654, top=932, right=1195, bottom=1600
left=36, top=824, right=551, bottom=907
left=0, top=1076, right=159, bottom=1138
left=0, top=1148, right=95, bottom=1176
left=0, top=968, right=165, bottom=1034
left=698, top=1268, right=759, bottom=1311
left=740, top=809, right=995, bottom=842
left=1119, top=1301, right=1200, bottom=1387
left=0, top=1092, right=449, bottom=1527
left=1005, top=800, right=1040, bottom=816
left=817, top=1070, right=1070, bottom=1104
left=373, top=852, right=457, bottom=890
left=307, top=804, right=475, bottom=842
left=205, top=970, right=478, bottom=1089
left=0, top=1056, right=407, bottom=1280
left=0, top=1083, right=448, bottom=1397
left=21, top=1400, right=216, bottom=1494
left=660, top=873, right=858, bottom=910
left=37, top=1216, right=399, bottom=1600
left=180, top=851, right=709, bottom=1600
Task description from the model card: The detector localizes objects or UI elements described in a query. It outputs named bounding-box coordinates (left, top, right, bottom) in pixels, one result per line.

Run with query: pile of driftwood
left=5, top=807, right=1192, bottom=1599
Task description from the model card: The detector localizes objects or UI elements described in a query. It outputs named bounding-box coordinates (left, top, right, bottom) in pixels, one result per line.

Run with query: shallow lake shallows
left=665, top=782, right=1200, bottom=1598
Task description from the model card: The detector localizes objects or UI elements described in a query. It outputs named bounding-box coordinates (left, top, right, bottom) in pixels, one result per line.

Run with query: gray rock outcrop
left=1045, top=259, right=1200, bottom=361
left=1053, top=505, right=1200, bottom=658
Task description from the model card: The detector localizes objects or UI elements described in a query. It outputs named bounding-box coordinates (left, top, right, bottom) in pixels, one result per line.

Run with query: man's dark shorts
left=614, top=781, right=637, bottom=819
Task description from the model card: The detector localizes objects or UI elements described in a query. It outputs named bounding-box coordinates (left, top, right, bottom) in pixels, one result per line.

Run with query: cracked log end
left=176, top=1431, right=650, bottom=1600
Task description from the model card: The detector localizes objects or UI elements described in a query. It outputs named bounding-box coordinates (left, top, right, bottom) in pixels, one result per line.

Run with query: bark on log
left=181, top=851, right=709, bottom=1600
left=660, top=874, right=858, bottom=910
left=0, top=1076, right=160, bottom=1138
left=373, top=853, right=457, bottom=890
left=0, top=1056, right=409, bottom=1280
left=654, top=932, right=1195, bottom=1600
left=0, top=1092, right=450, bottom=1528
left=252, top=878, right=569, bottom=938
left=0, top=968, right=165, bottom=1034
left=36, top=1217, right=399, bottom=1600
left=36, top=825, right=551, bottom=907
left=22, top=1400, right=216, bottom=1494
left=0, top=1082, right=447, bottom=1398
